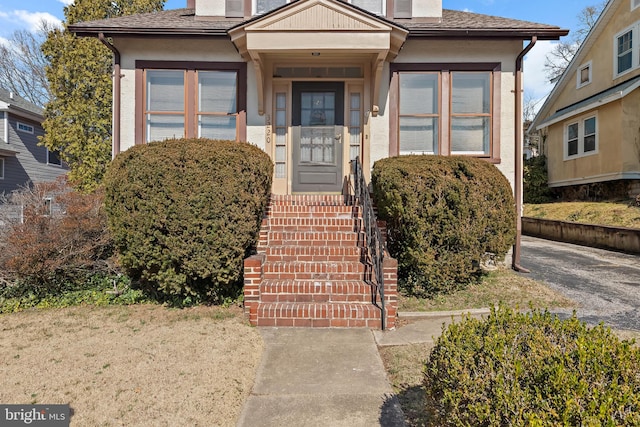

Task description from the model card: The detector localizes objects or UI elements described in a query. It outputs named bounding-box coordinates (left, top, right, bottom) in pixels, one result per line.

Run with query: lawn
left=524, top=200, right=640, bottom=228
left=0, top=304, right=262, bottom=426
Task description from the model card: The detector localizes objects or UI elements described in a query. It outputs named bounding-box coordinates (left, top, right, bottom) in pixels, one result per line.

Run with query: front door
left=292, top=82, right=344, bottom=193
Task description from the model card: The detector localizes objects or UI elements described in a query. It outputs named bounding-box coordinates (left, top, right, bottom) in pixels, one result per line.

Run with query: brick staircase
left=243, top=194, right=397, bottom=329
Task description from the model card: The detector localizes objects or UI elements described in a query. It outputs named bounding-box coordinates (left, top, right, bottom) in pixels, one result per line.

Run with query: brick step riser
left=259, top=280, right=372, bottom=293
left=267, top=225, right=358, bottom=233
left=253, top=303, right=384, bottom=328
left=262, top=272, right=366, bottom=281
left=267, top=232, right=361, bottom=241
left=259, top=294, right=373, bottom=303
left=264, top=246, right=361, bottom=255
left=263, top=255, right=362, bottom=262
left=262, top=263, right=365, bottom=274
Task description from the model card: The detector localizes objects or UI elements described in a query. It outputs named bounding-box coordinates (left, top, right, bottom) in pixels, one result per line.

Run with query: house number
left=265, top=114, right=272, bottom=145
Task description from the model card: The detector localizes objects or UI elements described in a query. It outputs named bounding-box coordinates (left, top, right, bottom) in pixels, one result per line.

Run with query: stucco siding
left=622, top=90, right=640, bottom=173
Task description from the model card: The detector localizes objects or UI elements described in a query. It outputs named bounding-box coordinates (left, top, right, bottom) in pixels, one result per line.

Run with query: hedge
left=425, top=306, right=640, bottom=426
left=103, top=138, right=273, bottom=303
left=372, top=155, right=516, bottom=296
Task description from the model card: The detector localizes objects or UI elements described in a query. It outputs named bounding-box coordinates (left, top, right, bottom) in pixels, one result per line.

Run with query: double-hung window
left=137, top=62, right=246, bottom=144
left=614, top=21, right=640, bottom=77
left=565, top=115, right=597, bottom=159
left=392, top=64, right=500, bottom=160
left=451, top=72, right=491, bottom=154
left=398, top=73, right=439, bottom=154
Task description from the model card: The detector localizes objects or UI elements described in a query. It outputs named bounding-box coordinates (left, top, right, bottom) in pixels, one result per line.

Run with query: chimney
left=9, top=91, right=13, bottom=100
left=187, top=0, right=195, bottom=8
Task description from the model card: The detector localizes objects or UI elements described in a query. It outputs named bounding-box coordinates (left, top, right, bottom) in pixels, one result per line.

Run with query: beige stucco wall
left=553, top=1, right=640, bottom=109
left=622, top=90, right=640, bottom=173
left=546, top=101, right=624, bottom=187
left=113, top=37, right=248, bottom=153
left=113, top=36, right=525, bottom=194
left=387, top=39, right=523, bottom=190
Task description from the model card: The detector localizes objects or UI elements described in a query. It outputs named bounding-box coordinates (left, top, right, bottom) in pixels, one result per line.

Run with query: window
left=255, top=0, right=286, bottom=14
left=136, top=62, right=247, bottom=144
left=47, top=149, right=62, bottom=166
left=451, top=72, right=491, bottom=154
left=617, top=30, right=633, bottom=75
left=614, top=22, right=640, bottom=77
left=398, top=73, right=439, bottom=154
left=17, top=122, right=34, bottom=134
left=392, top=64, right=500, bottom=160
left=565, top=115, right=597, bottom=159
left=352, top=0, right=383, bottom=15
left=577, top=61, right=592, bottom=88
left=633, top=0, right=640, bottom=11
left=0, top=157, right=4, bottom=179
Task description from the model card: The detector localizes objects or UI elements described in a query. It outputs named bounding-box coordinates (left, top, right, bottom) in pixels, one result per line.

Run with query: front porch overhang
left=228, top=0, right=408, bottom=115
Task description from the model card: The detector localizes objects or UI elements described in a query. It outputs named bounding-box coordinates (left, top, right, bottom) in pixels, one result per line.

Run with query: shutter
left=394, top=0, right=411, bottom=18
left=226, top=0, right=243, bottom=17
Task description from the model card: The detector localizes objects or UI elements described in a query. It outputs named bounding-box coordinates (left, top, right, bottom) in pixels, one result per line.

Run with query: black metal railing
left=349, top=157, right=387, bottom=330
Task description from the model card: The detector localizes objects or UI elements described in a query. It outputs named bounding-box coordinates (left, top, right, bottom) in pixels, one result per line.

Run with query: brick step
left=266, top=205, right=358, bottom=218
left=259, top=280, right=373, bottom=303
left=266, top=217, right=360, bottom=232
left=253, top=302, right=382, bottom=328
left=269, top=194, right=355, bottom=206
left=267, top=231, right=361, bottom=246
left=262, top=261, right=366, bottom=281
left=264, top=245, right=362, bottom=262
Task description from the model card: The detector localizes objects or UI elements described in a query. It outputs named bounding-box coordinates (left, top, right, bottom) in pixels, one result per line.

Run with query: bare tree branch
left=0, top=20, right=57, bottom=107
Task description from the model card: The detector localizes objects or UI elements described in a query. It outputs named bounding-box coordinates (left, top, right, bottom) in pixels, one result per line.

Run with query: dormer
left=191, top=0, right=442, bottom=20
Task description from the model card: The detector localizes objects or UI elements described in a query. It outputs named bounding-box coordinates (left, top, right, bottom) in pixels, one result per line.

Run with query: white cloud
left=523, top=40, right=557, bottom=112
left=58, top=0, right=74, bottom=5
left=12, top=10, right=62, bottom=32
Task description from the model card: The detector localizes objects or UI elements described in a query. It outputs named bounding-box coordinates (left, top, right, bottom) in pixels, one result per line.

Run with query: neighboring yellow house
left=532, top=0, right=640, bottom=199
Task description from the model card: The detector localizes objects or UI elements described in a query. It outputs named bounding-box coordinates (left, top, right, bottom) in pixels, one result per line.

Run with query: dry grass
left=398, top=267, right=576, bottom=313
left=524, top=201, right=640, bottom=229
left=0, top=304, right=263, bottom=426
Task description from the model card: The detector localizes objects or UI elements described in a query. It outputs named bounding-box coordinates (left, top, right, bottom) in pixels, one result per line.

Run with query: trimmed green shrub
left=524, top=155, right=554, bottom=203
left=372, top=155, right=515, bottom=297
left=103, top=138, right=273, bottom=304
left=425, top=306, right=640, bottom=426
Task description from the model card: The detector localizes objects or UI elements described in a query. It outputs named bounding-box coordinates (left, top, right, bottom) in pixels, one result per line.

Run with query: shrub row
left=0, top=177, right=115, bottom=294
left=372, top=155, right=516, bottom=297
left=425, top=306, right=640, bottom=426
left=103, top=138, right=272, bottom=304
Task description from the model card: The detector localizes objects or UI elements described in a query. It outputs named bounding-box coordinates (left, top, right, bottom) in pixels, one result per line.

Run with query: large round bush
left=103, top=138, right=273, bottom=303
left=425, top=306, right=640, bottom=426
left=372, top=155, right=515, bottom=296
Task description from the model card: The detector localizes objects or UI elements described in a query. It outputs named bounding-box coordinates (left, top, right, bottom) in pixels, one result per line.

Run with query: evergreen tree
left=41, top=0, right=165, bottom=191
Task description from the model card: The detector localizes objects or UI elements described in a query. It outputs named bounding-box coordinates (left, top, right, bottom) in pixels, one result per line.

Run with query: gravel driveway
left=520, top=235, right=640, bottom=332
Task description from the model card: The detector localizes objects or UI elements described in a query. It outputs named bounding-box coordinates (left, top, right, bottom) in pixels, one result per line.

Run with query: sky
left=0, top=0, right=596, bottom=108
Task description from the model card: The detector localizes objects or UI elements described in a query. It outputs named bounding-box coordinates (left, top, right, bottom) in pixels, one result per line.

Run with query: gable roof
left=531, top=0, right=620, bottom=130
left=0, top=87, right=44, bottom=118
left=69, top=5, right=567, bottom=40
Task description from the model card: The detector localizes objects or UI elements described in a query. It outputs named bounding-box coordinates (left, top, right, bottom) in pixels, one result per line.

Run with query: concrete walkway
left=237, top=310, right=490, bottom=426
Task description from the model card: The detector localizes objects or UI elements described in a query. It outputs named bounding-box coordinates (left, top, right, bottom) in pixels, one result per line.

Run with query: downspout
left=512, top=36, right=537, bottom=273
left=99, top=33, right=121, bottom=158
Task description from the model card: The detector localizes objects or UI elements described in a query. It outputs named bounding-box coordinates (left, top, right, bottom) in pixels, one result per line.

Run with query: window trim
left=0, top=157, right=4, bottom=179
left=564, top=113, right=598, bottom=160
left=613, top=24, right=637, bottom=78
left=576, top=61, right=592, bottom=88
left=389, top=63, right=501, bottom=163
left=135, top=61, right=247, bottom=145
left=16, top=121, right=34, bottom=134
left=47, top=149, right=62, bottom=167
